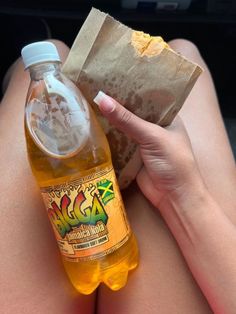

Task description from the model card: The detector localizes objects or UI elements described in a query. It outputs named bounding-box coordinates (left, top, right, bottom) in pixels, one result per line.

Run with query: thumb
left=94, top=91, right=160, bottom=143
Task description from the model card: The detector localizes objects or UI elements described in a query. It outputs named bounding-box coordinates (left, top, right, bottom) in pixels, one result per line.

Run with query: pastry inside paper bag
left=62, top=8, right=203, bottom=189
left=131, top=31, right=170, bottom=56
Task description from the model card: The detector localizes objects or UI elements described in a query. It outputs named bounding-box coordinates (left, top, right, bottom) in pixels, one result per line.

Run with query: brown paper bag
left=62, top=7, right=202, bottom=189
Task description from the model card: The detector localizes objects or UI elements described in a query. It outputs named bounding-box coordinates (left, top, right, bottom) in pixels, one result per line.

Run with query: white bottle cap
left=21, top=41, right=61, bottom=69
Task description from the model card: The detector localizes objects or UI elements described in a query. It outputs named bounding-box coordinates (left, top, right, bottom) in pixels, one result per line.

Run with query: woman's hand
left=94, top=91, right=205, bottom=210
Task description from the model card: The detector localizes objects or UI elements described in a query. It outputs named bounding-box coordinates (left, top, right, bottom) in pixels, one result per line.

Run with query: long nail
left=93, top=91, right=115, bottom=113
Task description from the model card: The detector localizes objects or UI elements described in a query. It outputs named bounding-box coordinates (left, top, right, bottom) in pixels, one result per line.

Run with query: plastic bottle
left=21, top=41, right=139, bottom=295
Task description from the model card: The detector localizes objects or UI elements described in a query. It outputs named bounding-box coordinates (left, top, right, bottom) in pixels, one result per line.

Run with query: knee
left=168, top=39, right=202, bottom=65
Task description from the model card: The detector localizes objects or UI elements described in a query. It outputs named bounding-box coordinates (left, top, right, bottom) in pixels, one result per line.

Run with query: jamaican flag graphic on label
left=97, top=179, right=115, bottom=205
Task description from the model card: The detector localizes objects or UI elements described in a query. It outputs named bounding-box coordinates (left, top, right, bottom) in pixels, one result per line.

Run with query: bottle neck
left=28, top=61, right=61, bottom=80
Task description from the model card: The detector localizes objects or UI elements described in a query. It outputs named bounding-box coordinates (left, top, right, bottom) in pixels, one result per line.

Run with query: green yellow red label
left=41, top=167, right=130, bottom=261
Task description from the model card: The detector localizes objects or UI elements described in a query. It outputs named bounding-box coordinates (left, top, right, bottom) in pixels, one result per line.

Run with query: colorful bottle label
left=41, top=167, right=130, bottom=261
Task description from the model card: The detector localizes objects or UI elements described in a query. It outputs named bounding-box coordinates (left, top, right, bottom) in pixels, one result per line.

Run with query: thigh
left=97, top=183, right=212, bottom=314
left=169, top=39, right=236, bottom=222
left=0, top=40, right=95, bottom=314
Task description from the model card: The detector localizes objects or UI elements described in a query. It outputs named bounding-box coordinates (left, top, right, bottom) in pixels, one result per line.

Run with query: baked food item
left=131, top=31, right=170, bottom=56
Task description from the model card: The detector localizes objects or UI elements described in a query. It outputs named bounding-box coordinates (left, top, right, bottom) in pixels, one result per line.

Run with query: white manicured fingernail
left=93, top=91, right=106, bottom=105
left=93, top=91, right=115, bottom=113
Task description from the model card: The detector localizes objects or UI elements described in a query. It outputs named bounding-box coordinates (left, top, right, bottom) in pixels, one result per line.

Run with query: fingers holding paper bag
left=94, top=91, right=202, bottom=208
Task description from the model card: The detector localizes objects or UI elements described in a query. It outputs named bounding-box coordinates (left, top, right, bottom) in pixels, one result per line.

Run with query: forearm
left=160, top=183, right=236, bottom=314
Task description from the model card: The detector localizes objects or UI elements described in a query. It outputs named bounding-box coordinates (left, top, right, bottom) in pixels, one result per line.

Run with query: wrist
left=158, top=173, right=216, bottom=245
left=171, top=176, right=209, bottom=212
left=161, top=167, right=209, bottom=212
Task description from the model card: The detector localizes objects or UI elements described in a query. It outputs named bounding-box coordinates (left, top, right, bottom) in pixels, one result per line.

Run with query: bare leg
left=0, top=40, right=96, bottom=314
left=169, top=39, right=236, bottom=222
left=98, top=39, right=236, bottom=314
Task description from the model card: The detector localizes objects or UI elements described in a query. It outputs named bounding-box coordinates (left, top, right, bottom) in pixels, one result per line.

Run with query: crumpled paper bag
left=62, top=7, right=202, bottom=189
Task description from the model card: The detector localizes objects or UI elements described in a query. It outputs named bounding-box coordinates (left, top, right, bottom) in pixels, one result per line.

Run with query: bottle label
left=41, top=167, right=131, bottom=261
